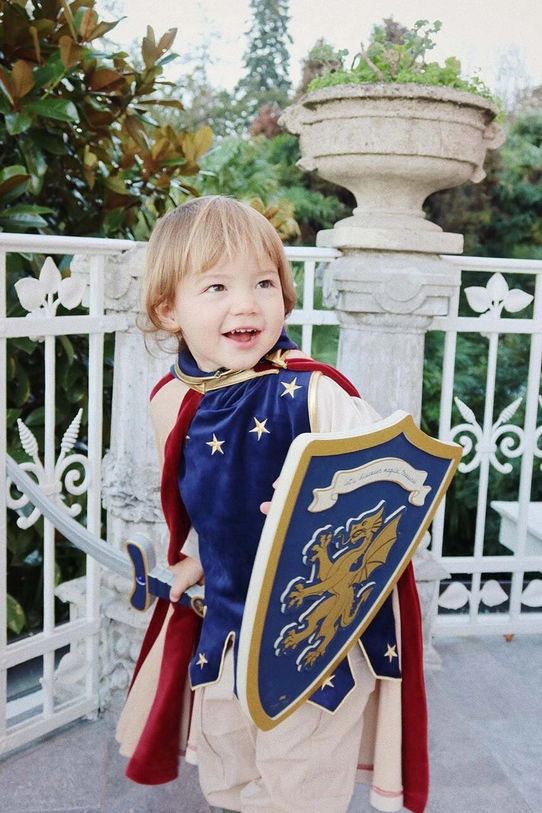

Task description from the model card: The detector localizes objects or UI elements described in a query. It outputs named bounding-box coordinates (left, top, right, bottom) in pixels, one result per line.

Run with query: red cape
left=125, top=359, right=429, bottom=813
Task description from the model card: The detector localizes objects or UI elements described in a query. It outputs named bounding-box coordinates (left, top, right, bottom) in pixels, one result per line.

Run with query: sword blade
left=6, top=453, right=132, bottom=579
left=5, top=454, right=204, bottom=615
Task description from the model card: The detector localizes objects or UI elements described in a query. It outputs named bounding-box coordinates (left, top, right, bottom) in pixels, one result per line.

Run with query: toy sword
left=5, top=453, right=205, bottom=616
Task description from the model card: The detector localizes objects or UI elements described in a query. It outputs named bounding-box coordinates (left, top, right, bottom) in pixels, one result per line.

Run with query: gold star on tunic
left=196, top=652, right=208, bottom=668
left=385, top=644, right=398, bottom=663
left=249, top=417, right=270, bottom=440
left=281, top=377, right=302, bottom=398
left=206, top=434, right=225, bottom=455
left=322, top=674, right=335, bottom=689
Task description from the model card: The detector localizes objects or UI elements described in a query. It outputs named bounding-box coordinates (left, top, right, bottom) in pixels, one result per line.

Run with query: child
left=116, top=196, right=428, bottom=813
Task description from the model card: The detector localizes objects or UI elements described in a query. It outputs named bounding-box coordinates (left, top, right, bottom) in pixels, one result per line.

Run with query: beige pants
left=189, top=645, right=376, bottom=813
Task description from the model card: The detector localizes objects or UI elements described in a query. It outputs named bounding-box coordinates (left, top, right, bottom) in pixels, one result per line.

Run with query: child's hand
left=260, top=479, right=279, bottom=516
left=168, top=556, right=204, bottom=603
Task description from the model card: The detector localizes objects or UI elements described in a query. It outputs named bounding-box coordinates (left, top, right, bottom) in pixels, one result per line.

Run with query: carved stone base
left=54, top=572, right=154, bottom=709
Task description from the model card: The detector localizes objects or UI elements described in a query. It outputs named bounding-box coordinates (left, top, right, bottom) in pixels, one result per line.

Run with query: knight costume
left=117, top=333, right=429, bottom=813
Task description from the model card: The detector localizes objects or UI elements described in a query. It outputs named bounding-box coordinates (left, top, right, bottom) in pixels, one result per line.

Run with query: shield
left=237, top=410, right=461, bottom=730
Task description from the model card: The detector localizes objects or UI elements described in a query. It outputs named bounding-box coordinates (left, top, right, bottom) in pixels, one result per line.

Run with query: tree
left=0, top=0, right=212, bottom=239
left=234, top=0, right=293, bottom=124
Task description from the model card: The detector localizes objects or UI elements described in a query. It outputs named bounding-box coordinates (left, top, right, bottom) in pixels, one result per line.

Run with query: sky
left=107, top=0, right=542, bottom=99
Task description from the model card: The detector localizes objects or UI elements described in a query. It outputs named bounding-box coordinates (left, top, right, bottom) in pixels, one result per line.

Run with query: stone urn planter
left=280, top=83, right=505, bottom=254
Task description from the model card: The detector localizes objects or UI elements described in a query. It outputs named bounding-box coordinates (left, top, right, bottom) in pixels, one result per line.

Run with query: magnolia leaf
left=24, top=98, right=79, bottom=123
left=5, top=111, right=33, bottom=135
left=142, top=27, right=157, bottom=69
left=503, top=288, right=534, bottom=314
left=0, top=210, right=49, bottom=230
left=88, top=67, right=125, bottom=92
left=137, top=99, right=184, bottom=110
left=178, top=159, right=200, bottom=177
left=83, top=167, right=95, bottom=189
left=151, top=137, right=171, bottom=161
left=59, top=35, right=86, bottom=68
left=60, top=0, right=78, bottom=39
left=156, top=52, right=179, bottom=67
left=105, top=175, right=129, bottom=194
left=88, top=19, right=121, bottom=41
left=12, top=60, right=35, bottom=99
left=192, top=125, right=213, bottom=159
left=7, top=594, right=26, bottom=635
left=0, top=167, right=30, bottom=202
left=464, top=285, right=491, bottom=314
left=486, top=272, right=509, bottom=303
left=157, top=28, right=177, bottom=57
left=124, top=115, right=149, bottom=150
left=19, top=140, right=48, bottom=196
left=78, top=7, right=99, bottom=41
left=33, top=59, right=66, bottom=90
left=28, top=25, right=41, bottom=65
left=83, top=145, right=98, bottom=168
left=162, top=157, right=187, bottom=167
left=58, top=277, right=85, bottom=310
left=0, top=204, right=52, bottom=215
left=38, top=256, right=62, bottom=294
left=0, top=65, right=15, bottom=104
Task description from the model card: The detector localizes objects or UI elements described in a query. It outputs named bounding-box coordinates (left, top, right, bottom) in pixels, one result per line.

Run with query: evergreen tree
left=235, top=0, right=293, bottom=123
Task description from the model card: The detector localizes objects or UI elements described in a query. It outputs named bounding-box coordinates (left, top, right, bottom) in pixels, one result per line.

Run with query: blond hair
left=141, top=196, right=296, bottom=345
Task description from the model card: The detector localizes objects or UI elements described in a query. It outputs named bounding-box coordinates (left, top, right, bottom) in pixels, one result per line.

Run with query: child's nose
left=231, top=289, right=259, bottom=314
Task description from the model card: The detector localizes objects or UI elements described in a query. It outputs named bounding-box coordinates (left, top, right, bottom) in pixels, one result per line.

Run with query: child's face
left=158, top=251, right=285, bottom=372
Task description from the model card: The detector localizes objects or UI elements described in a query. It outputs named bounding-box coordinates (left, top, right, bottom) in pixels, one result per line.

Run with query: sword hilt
left=126, top=534, right=205, bottom=617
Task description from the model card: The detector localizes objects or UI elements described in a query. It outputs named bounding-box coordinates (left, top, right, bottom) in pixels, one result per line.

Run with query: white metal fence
left=430, top=256, right=542, bottom=636
left=1, top=235, right=541, bottom=756
left=0, top=235, right=131, bottom=755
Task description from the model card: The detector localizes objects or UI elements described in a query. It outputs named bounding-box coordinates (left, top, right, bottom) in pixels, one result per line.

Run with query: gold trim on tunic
left=173, top=351, right=296, bottom=393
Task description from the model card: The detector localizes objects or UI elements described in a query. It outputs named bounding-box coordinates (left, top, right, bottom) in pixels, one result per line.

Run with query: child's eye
left=205, top=283, right=225, bottom=293
left=257, top=279, right=274, bottom=289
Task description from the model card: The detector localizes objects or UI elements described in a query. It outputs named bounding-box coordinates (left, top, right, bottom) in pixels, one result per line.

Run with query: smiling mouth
left=224, top=329, right=260, bottom=343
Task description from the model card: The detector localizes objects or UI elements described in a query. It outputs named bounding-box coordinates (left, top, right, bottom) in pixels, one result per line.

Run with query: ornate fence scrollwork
left=7, top=410, right=90, bottom=529
left=451, top=396, right=525, bottom=475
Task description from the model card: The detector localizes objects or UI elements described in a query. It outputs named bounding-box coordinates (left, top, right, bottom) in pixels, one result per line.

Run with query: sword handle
left=126, top=534, right=205, bottom=617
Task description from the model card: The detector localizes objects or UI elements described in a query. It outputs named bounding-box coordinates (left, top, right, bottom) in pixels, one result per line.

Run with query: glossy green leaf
left=59, top=334, right=75, bottom=366
left=5, top=111, right=33, bottom=135
left=11, top=363, right=31, bottom=407
left=102, top=208, right=126, bottom=233
left=24, top=98, right=79, bottom=123
left=29, top=129, right=67, bottom=156
left=19, top=139, right=48, bottom=194
left=33, top=60, right=66, bottom=89
left=24, top=406, right=45, bottom=426
left=0, top=166, right=30, bottom=202
left=7, top=594, right=26, bottom=635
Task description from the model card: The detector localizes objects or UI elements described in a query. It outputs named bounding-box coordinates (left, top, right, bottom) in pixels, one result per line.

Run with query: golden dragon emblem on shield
left=274, top=500, right=404, bottom=670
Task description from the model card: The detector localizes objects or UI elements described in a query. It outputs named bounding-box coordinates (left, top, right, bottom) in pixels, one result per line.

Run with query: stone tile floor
left=0, top=635, right=540, bottom=813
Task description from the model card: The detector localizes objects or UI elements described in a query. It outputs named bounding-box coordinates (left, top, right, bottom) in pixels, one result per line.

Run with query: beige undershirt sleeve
left=310, top=372, right=382, bottom=433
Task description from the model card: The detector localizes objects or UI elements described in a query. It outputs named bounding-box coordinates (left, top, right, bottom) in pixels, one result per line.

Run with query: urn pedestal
left=281, top=84, right=504, bottom=666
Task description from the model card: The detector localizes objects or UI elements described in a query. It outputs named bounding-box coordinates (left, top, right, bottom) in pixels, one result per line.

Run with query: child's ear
left=155, top=301, right=181, bottom=333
